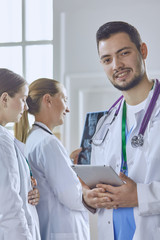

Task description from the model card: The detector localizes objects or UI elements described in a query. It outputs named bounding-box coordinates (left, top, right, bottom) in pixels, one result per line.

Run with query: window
left=0, top=0, right=53, bottom=82
left=0, top=0, right=53, bottom=131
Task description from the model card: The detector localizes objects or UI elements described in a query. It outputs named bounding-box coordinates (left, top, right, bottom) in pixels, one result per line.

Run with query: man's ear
left=140, top=42, right=148, bottom=60
left=0, top=92, right=9, bottom=108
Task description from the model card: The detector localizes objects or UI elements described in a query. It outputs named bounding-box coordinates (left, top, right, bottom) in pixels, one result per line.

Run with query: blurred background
left=1, top=0, right=160, bottom=238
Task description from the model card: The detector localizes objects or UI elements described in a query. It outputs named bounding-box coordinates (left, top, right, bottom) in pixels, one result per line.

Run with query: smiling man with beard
left=82, top=21, right=160, bottom=240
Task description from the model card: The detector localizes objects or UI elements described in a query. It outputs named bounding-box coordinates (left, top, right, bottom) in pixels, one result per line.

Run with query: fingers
left=83, top=187, right=112, bottom=209
left=96, top=183, right=119, bottom=194
left=85, top=195, right=111, bottom=209
left=119, top=172, right=130, bottom=183
left=70, top=148, right=82, bottom=160
left=28, top=188, right=39, bottom=196
left=104, top=200, right=119, bottom=209
left=113, top=205, right=119, bottom=209
left=97, top=176, right=138, bottom=208
left=88, top=193, right=118, bottom=209
left=83, top=186, right=124, bottom=209
left=70, top=148, right=82, bottom=164
left=90, top=187, right=119, bottom=209
left=28, top=188, right=40, bottom=206
left=31, top=177, right=37, bottom=187
left=105, top=204, right=119, bottom=210
left=92, top=197, right=112, bottom=208
left=28, top=197, right=39, bottom=205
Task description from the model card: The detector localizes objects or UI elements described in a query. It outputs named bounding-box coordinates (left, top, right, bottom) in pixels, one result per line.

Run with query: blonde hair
left=15, top=78, right=61, bottom=143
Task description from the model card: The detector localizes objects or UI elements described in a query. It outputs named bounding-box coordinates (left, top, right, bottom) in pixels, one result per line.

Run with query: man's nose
left=112, top=57, right=124, bottom=71
left=66, top=106, right=70, bottom=113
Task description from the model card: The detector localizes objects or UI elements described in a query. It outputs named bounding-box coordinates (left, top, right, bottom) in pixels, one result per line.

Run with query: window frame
left=0, top=0, right=54, bottom=80
left=0, top=0, right=54, bottom=133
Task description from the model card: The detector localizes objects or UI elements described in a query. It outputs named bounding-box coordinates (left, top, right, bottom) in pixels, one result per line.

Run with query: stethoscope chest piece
left=131, top=134, right=144, bottom=148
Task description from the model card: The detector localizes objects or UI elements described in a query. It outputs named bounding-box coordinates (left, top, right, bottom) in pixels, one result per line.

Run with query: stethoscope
left=33, top=123, right=53, bottom=135
left=91, top=79, right=160, bottom=147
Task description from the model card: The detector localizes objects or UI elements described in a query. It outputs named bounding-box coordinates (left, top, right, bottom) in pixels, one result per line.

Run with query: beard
left=110, top=71, right=144, bottom=91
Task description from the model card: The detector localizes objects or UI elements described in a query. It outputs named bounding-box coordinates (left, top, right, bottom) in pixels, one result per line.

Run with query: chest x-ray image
left=78, top=111, right=106, bottom=164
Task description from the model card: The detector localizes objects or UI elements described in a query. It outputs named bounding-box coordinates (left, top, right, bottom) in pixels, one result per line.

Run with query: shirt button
left=108, top=221, right=111, bottom=224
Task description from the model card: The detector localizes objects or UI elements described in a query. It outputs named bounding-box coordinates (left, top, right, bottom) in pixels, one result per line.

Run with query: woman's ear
left=140, top=42, right=148, bottom=60
left=42, top=94, right=52, bottom=106
left=0, top=92, right=9, bottom=108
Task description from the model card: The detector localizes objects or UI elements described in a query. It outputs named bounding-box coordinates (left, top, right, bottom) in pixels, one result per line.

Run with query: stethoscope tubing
left=139, top=79, right=160, bottom=135
left=91, top=79, right=160, bottom=147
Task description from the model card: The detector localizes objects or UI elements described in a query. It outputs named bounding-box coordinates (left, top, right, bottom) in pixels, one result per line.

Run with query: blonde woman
left=0, top=68, right=41, bottom=240
left=15, top=78, right=90, bottom=240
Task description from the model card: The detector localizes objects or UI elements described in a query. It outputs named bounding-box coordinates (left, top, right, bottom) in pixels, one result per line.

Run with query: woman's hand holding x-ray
left=70, top=147, right=82, bottom=164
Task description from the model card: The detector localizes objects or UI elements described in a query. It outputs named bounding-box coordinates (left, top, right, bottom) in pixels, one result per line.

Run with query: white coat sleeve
left=0, top=135, right=32, bottom=240
left=37, top=137, right=85, bottom=211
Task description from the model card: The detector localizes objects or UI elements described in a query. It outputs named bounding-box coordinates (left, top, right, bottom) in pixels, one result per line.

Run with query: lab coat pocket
left=51, top=232, right=78, bottom=240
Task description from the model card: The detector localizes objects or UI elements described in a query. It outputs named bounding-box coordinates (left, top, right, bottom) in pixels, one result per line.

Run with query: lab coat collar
left=33, top=121, right=53, bottom=135
left=0, top=124, right=14, bottom=140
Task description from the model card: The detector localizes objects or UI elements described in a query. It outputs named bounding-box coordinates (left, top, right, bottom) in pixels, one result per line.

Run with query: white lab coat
left=25, top=122, right=90, bottom=240
left=0, top=125, right=40, bottom=240
left=91, top=81, right=160, bottom=240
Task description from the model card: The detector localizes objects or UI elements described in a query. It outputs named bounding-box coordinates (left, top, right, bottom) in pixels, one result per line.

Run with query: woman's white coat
left=0, top=126, right=40, bottom=240
left=25, top=122, right=90, bottom=240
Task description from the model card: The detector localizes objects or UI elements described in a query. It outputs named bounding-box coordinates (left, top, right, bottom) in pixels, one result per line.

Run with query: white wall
left=53, top=0, right=160, bottom=150
left=53, top=1, right=160, bottom=238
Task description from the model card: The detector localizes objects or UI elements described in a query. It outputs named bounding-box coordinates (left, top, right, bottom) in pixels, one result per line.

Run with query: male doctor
left=83, top=21, right=160, bottom=240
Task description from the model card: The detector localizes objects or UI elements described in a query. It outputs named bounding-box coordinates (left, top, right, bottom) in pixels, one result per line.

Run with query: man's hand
left=96, top=172, right=138, bottom=209
left=82, top=184, right=112, bottom=209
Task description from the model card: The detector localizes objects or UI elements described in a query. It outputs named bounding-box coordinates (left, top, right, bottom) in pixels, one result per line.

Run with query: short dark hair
left=96, top=21, right=142, bottom=53
left=0, top=68, right=27, bottom=97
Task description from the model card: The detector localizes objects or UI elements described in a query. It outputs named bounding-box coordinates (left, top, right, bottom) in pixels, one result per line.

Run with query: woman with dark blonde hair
left=0, top=68, right=40, bottom=240
left=16, top=78, right=90, bottom=240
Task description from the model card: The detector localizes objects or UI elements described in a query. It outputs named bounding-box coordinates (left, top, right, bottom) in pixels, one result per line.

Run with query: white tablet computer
left=71, top=165, right=124, bottom=189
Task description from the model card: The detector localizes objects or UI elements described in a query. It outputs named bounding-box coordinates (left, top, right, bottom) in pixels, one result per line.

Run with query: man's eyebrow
left=100, top=54, right=110, bottom=60
left=100, top=46, right=132, bottom=60
left=116, top=46, right=132, bottom=54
